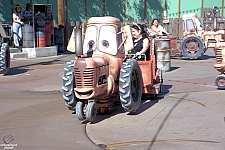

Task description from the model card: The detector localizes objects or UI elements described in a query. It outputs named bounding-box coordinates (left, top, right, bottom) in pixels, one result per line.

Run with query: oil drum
left=22, top=24, right=34, bottom=48
left=36, top=31, right=46, bottom=47
left=155, top=38, right=171, bottom=72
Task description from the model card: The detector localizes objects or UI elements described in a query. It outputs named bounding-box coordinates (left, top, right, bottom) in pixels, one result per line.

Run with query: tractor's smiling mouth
left=77, top=90, right=93, bottom=96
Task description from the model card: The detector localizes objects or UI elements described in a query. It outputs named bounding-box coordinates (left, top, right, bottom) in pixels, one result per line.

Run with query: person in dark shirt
left=128, top=23, right=150, bottom=60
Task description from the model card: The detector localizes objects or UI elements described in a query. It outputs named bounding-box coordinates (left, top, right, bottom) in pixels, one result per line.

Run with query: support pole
left=178, top=0, right=180, bottom=20
left=124, top=0, right=126, bottom=21
left=144, top=0, right=146, bottom=19
left=102, top=0, right=106, bottom=16
left=222, top=0, right=224, bottom=16
left=84, top=0, right=87, bottom=22
left=57, top=0, right=64, bottom=26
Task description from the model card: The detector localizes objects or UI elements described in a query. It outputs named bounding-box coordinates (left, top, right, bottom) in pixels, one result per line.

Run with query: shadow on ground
left=84, top=84, right=173, bottom=124
left=3, top=68, right=31, bottom=76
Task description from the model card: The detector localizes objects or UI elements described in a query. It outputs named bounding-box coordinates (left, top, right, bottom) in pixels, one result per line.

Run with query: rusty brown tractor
left=62, top=16, right=162, bottom=122
left=181, top=6, right=225, bottom=89
left=180, top=13, right=206, bottom=59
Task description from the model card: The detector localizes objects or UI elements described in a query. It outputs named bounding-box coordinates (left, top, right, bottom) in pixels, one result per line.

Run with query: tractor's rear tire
left=86, top=102, right=98, bottom=122
left=119, top=59, right=142, bottom=112
left=76, top=101, right=86, bottom=121
left=0, top=43, right=10, bottom=75
left=62, top=60, right=77, bottom=111
left=180, top=36, right=205, bottom=59
left=215, top=74, right=225, bottom=90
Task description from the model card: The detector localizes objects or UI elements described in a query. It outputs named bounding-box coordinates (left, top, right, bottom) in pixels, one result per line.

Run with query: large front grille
left=74, top=68, right=94, bottom=87
left=216, top=49, right=223, bottom=63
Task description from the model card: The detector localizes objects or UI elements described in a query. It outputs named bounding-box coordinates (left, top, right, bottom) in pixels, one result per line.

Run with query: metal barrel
left=36, top=31, right=46, bottom=47
left=54, top=28, right=64, bottom=52
left=22, top=24, right=34, bottom=48
left=155, top=38, right=171, bottom=72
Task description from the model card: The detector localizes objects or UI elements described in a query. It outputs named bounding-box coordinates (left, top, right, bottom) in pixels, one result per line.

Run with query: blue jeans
left=12, top=22, right=22, bottom=47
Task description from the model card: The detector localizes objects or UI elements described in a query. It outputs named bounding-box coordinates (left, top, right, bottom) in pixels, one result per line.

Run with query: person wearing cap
left=23, top=3, right=32, bottom=18
left=12, top=4, right=24, bottom=48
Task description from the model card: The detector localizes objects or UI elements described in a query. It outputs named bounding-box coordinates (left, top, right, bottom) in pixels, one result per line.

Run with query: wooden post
left=222, top=0, right=224, bottom=16
left=144, top=0, right=146, bottom=19
left=124, top=0, right=126, bottom=21
left=58, top=0, right=64, bottom=26
left=65, top=0, right=68, bottom=23
left=201, top=0, right=204, bottom=18
left=164, top=0, right=167, bottom=10
left=11, top=0, right=14, bottom=15
left=84, top=0, right=87, bottom=22
left=178, top=0, right=180, bottom=38
left=178, top=0, right=180, bottom=20
left=102, top=0, right=106, bottom=16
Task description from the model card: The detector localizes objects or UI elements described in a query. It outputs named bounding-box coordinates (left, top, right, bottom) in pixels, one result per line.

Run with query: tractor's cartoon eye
left=101, top=40, right=109, bottom=48
left=88, top=40, right=95, bottom=48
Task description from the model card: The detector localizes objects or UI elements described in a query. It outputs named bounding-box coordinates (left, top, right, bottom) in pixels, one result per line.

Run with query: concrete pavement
left=0, top=53, right=101, bottom=150
left=86, top=49, right=225, bottom=150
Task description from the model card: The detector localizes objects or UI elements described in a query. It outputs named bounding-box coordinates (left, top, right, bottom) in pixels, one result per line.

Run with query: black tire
left=62, top=60, right=77, bottom=111
left=0, top=43, right=10, bottom=75
left=86, top=102, right=98, bottom=121
left=119, top=59, right=142, bottom=112
left=180, top=36, right=205, bottom=59
left=215, top=74, right=225, bottom=90
left=76, top=101, right=86, bottom=120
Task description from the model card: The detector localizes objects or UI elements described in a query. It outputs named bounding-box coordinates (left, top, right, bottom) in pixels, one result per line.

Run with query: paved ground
left=86, top=49, right=225, bottom=150
left=0, top=53, right=100, bottom=150
left=0, top=49, right=224, bottom=150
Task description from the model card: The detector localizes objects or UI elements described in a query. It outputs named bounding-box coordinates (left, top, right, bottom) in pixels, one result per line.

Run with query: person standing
left=12, top=4, right=24, bottom=48
left=23, top=3, right=33, bottom=18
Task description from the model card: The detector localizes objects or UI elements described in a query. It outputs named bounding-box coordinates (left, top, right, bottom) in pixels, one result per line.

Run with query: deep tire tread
left=62, top=60, right=77, bottom=111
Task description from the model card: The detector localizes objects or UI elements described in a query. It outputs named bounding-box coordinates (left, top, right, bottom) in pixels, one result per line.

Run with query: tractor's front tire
left=76, top=101, right=86, bottom=120
left=62, top=60, right=77, bottom=111
left=86, top=102, right=98, bottom=121
left=0, top=43, right=10, bottom=75
left=215, top=74, right=225, bottom=90
left=119, top=59, right=142, bottom=112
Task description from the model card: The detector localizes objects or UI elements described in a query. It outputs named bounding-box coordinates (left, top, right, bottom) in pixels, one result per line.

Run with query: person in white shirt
left=12, top=4, right=24, bottom=48
left=23, top=3, right=32, bottom=18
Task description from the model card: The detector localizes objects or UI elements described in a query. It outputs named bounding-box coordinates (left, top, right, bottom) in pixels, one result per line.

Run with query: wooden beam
left=11, top=0, right=14, bottom=15
left=102, top=0, right=106, bottom=16
left=164, top=0, right=167, bottom=10
left=178, top=0, right=180, bottom=19
left=178, top=0, right=180, bottom=38
left=144, top=0, right=146, bottom=19
left=201, top=0, right=204, bottom=8
left=84, top=0, right=87, bottom=22
left=124, top=0, right=126, bottom=21
left=222, top=0, right=224, bottom=16
left=57, top=0, right=64, bottom=26
left=65, top=0, right=68, bottom=23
